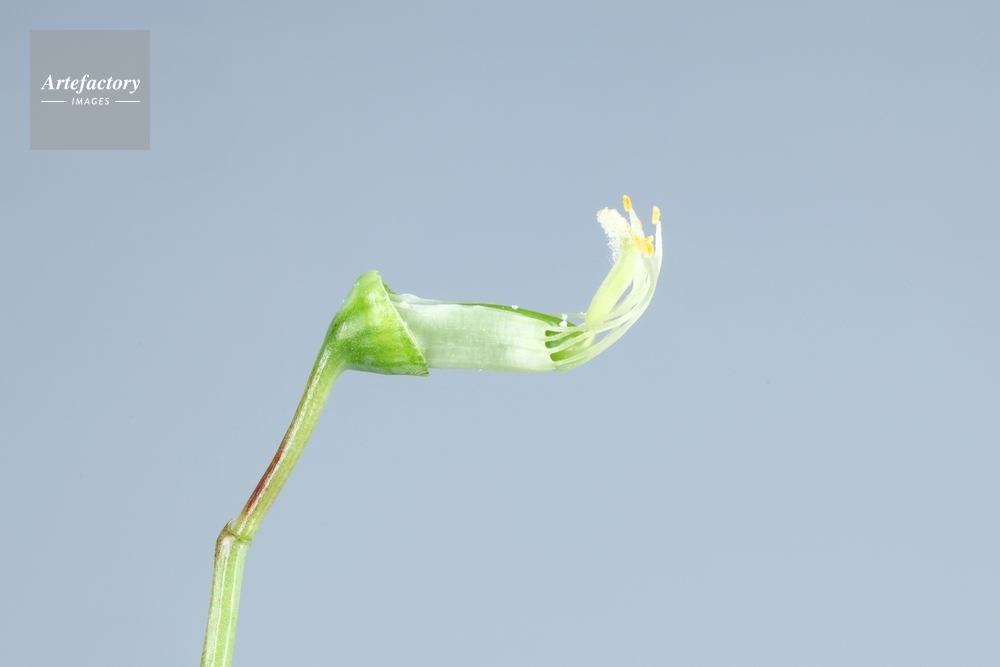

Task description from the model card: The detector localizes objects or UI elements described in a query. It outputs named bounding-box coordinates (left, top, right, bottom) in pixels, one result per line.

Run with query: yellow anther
left=651, top=206, right=661, bottom=225
left=623, top=195, right=632, bottom=212
left=632, top=233, right=655, bottom=256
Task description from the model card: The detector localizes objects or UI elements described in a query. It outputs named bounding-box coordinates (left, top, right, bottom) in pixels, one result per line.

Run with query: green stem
left=200, top=343, right=344, bottom=667
left=197, top=269, right=428, bottom=666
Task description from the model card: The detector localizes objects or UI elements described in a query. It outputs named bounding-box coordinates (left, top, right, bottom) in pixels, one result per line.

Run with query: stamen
left=652, top=206, right=661, bottom=225
left=622, top=196, right=645, bottom=237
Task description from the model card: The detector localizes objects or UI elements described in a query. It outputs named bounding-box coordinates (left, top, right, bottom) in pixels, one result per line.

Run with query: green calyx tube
left=324, top=270, right=428, bottom=376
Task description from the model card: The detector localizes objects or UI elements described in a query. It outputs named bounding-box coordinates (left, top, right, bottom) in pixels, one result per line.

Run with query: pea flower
left=329, top=195, right=663, bottom=376
left=200, top=195, right=663, bottom=667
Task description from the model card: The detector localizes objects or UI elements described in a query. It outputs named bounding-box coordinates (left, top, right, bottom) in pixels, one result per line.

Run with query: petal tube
left=389, top=295, right=558, bottom=372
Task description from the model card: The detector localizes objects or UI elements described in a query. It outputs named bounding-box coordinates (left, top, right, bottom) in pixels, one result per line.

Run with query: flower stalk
left=199, top=196, right=662, bottom=667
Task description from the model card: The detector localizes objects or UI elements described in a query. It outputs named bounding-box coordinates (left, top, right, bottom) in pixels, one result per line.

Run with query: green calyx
left=323, top=270, right=428, bottom=376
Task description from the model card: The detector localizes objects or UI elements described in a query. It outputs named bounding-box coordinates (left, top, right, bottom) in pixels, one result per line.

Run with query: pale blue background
left=1, top=2, right=997, bottom=666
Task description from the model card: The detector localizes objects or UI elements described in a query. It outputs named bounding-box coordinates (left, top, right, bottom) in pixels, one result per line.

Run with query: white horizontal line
left=115, top=100, right=140, bottom=103
left=41, top=100, right=65, bottom=103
